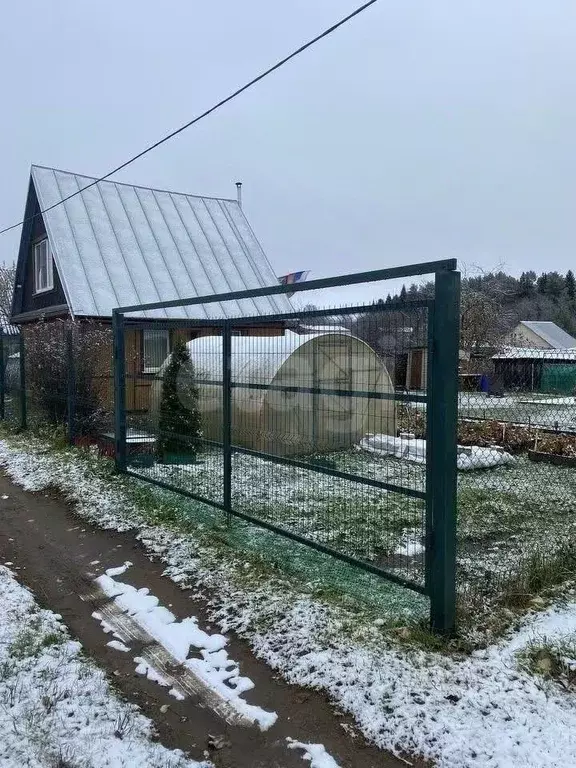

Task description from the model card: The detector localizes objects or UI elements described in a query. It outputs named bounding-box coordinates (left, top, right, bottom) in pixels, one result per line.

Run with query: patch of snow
left=96, top=569, right=277, bottom=731
left=107, top=639, right=130, bottom=652
left=287, top=738, right=341, bottom=767
left=0, top=564, right=210, bottom=768
left=359, top=434, right=515, bottom=471
left=105, top=560, right=133, bottom=576
left=134, top=656, right=171, bottom=686
left=393, top=530, right=424, bottom=556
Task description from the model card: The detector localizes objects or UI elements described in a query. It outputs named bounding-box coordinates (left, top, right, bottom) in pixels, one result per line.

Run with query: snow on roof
left=31, top=165, right=293, bottom=320
left=518, top=321, right=576, bottom=349
left=493, top=347, right=576, bottom=361
left=297, top=324, right=350, bottom=333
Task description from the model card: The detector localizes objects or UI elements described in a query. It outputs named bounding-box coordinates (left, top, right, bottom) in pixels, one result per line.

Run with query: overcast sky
left=1, top=0, right=575, bottom=305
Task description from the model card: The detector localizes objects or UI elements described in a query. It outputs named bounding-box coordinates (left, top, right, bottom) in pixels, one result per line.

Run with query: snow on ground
left=287, top=738, right=341, bottom=767
left=359, top=434, right=515, bottom=471
left=0, top=563, right=210, bottom=768
left=2, top=438, right=576, bottom=767
left=94, top=563, right=277, bottom=730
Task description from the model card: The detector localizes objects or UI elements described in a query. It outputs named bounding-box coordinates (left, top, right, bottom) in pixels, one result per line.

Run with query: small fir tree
left=157, top=339, right=201, bottom=461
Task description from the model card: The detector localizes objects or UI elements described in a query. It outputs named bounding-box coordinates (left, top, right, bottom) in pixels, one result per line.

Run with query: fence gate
left=112, top=260, right=460, bottom=633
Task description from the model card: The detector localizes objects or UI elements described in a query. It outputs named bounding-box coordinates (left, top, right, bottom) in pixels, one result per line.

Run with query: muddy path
left=0, top=471, right=423, bottom=768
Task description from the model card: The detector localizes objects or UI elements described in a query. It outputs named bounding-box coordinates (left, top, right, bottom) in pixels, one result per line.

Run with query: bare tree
left=0, top=262, right=16, bottom=327
left=459, top=263, right=515, bottom=370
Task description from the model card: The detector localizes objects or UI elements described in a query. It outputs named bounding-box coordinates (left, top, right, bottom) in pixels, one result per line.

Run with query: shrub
left=24, top=320, right=110, bottom=437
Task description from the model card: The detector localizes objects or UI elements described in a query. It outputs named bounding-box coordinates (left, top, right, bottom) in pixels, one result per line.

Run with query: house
left=505, top=321, right=576, bottom=350
left=10, top=165, right=292, bottom=411
left=492, top=348, right=576, bottom=394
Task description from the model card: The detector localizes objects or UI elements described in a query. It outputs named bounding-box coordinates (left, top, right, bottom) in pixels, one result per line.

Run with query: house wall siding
left=18, top=190, right=68, bottom=316
left=506, top=324, right=551, bottom=349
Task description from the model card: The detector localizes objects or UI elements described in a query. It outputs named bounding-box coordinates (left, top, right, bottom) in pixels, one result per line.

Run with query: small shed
left=152, top=331, right=395, bottom=456
left=493, top=348, right=576, bottom=393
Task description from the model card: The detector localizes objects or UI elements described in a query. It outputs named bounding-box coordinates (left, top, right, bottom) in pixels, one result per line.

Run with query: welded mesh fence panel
left=122, top=301, right=431, bottom=591
left=1, top=332, right=23, bottom=428
left=439, top=346, right=576, bottom=620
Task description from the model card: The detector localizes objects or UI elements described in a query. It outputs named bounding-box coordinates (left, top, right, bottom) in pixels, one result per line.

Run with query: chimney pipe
left=235, top=181, right=242, bottom=208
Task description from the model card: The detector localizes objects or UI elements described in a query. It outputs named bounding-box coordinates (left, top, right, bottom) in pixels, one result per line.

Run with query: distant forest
left=391, top=270, right=576, bottom=338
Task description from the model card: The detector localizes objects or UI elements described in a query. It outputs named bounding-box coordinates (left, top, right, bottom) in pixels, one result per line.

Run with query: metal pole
left=0, top=332, right=4, bottom=421
left=424, top=306, right=435, bottom=593
left=222, top=322, right=232, bottom=523
left=66, top=327, right=76, bottom=446
left=112, top=311, right=127, bottom=472
left=19, top=332, right=27, bottom=430
left=427, top=269, right=460, bottom=635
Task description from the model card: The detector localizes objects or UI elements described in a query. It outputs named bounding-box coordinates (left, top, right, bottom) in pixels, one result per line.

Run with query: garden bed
left=528, top=450, right=576, bottom=468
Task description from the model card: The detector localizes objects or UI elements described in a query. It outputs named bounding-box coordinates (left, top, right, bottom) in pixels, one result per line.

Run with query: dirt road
left=0, top=471, right=421, bottom=768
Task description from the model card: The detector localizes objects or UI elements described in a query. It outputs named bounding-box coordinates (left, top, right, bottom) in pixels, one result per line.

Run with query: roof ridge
left=30, top=164, right=238, bottom=204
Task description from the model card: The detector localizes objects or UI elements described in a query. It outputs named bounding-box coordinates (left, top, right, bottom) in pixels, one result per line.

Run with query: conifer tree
left=157, top=339, right=201, bottom=461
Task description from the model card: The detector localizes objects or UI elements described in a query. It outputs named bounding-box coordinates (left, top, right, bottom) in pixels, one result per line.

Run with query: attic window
left=143, top=330, right=170, bottom=373
left=34, top=239, right=54, bottom=293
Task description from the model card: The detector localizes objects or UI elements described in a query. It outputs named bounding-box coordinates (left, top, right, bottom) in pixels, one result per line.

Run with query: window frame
left=142, top=329, right=171, bottom=374
left=33, top=238, right=54, bottom=295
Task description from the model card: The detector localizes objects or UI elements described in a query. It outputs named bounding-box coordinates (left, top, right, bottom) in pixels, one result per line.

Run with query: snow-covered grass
left=134, top=440, right=576, bottom=624
left=517, top=632, right=576, bottom=691
left=3, top=435, right=576, bottom=766
left=459, top=392, right=576, bottom=431
left=0, top=564, right=210, bottom=768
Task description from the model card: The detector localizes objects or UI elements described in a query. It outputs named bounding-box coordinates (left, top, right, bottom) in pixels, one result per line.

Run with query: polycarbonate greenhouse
left=151, top=331, right=395, bottom=456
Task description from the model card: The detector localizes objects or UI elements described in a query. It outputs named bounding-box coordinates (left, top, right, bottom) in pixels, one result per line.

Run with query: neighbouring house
left=505, top=320, right=576, bottom=350
left=492, top=348, right=576, bottom=394
left=10, top=165, right=292, bottom=414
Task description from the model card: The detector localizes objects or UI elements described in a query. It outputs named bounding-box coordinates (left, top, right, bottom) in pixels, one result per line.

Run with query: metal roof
left=519, top=321, right=576, bottom=349
left=493, top=347, right=576, bottom=361
left=31, top=165, right=292, bottom=320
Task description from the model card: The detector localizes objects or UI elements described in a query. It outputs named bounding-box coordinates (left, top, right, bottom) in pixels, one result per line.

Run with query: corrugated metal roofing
left=31, top=165, right=293, bottom=320
left=519, top=321, right=576, bottom=349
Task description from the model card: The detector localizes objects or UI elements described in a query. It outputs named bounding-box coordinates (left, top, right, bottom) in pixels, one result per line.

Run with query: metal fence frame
left=112, top=259, right=461, bottom=633
left=0, top=330, right=25, bottom=428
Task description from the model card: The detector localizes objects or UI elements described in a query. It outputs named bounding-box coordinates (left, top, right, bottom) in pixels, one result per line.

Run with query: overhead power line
left=0, top=0, right=379, bottom=237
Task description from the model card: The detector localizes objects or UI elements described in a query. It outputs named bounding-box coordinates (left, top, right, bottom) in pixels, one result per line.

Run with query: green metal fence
left=112, top=260, right=461, bottom=633
left=0, top=330, right=24, bottom=428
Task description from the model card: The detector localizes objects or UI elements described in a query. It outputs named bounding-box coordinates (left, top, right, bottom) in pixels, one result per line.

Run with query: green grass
left=9, top=623, right=64, bottom=661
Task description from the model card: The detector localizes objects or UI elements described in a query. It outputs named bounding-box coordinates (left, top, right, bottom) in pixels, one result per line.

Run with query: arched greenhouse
left=152, top=331, right=395, bottom=457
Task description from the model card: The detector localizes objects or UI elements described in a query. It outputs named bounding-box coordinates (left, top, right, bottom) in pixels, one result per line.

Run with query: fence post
left=222, top=321, right=232, bottom=523
left=66, top=327, right=76, bottom=446
left=112, top=311, right=127, bottom=472
left=427, top=269, right=460, bottom=635
left=19, top=332, right=27, bottom=430
left=0, top=331, right=4, bottom=421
